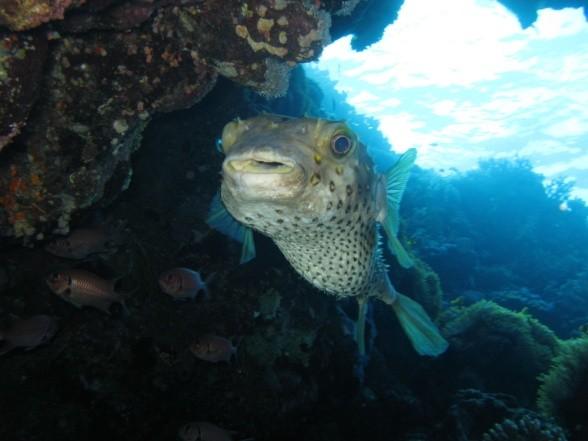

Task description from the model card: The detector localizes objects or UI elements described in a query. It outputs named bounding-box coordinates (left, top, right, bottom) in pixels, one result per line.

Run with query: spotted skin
left=220, top=115, right=389, bottom=302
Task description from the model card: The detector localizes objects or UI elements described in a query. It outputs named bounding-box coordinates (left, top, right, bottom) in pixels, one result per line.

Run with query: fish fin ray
left=382, top=148, right=416, bottom=268
left=240, top=228, right=256, bottom=264
left=377, top=276, right=448, bottom=356
left=202, top=272, right=217, bottom=299
left=354, top=296, right=369, bottom=357
left=392, top=292, right=448, bottom=356
left=206, top=192, right=256, bottom=264
left=382, top=224, right=413, bottom=268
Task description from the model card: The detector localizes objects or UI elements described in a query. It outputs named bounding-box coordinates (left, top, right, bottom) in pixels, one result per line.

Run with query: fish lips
left=222, top=152, right=306, bottom=200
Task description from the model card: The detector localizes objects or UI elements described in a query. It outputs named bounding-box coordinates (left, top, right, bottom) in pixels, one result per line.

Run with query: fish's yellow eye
left=331, top=134, right=353, bottom=156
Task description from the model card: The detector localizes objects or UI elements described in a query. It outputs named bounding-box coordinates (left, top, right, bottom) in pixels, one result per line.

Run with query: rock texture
left=1, top=0, right=586, bottom=241
left=0, top=0, right=341, bottom=241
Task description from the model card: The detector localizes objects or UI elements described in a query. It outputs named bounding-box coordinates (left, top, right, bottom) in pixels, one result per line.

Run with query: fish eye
left=331, top=134, right=353, bottom=156
left=166, top=274, right=174, bottom=282
left=49, top=272, right=59, bottom=281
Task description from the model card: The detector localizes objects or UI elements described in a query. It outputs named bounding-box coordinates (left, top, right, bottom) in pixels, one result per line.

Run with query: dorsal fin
left=206, top=193, right=256, bottom=264
left=381, top=148, right=416, bottom=268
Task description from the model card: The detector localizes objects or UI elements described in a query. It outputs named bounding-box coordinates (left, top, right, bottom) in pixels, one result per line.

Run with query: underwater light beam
left=308, top=0, right=588, bottom=201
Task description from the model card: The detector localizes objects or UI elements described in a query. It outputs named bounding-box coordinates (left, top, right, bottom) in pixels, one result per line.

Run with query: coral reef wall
left=0, top=0, right=384, bottom=242
left=2, top=0, right=586, bottom=243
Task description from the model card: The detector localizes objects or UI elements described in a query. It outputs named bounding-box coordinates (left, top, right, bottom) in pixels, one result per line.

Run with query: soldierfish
left=46, top=269, right=127, bottom=314
left=45, top=227, right=116, bottom=259
left=208, top=115, right=448, bottom=357
left=158, top=268, right=211, bottom=300
left=190, top=334, right=236, bottom=363
left=0, top=315, right=58, bottom=356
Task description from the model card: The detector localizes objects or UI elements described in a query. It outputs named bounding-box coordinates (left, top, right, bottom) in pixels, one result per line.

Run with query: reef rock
left=0, top=31, right=48, bottom=152
left=482, top=412, right=568, bottom=441
left=440, top=389, right=568, bottom=441
left=0, top=1, right=335, bottom=241
left=0, top=0, right=373, bottom=241
left=0, top=0, right=84, bottom=31
left=0, top=29, right=217, bottom=239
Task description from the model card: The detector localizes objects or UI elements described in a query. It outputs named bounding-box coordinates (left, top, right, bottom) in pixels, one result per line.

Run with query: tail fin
left=202, top=272, right=217, bottom=299
left=391, top=292, right=448, bottom=356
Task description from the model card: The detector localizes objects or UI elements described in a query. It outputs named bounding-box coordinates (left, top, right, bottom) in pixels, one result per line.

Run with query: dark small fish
left=45, top=227, right=116, bottom=259
left=46, top=269, right=126, bottom=314
left=158, top=268, right=212, bottom=300
left=178, top=422, right=234, bottom=441
left=190, top=334, right=236, bottom=363
left=0, top=315, right=58, bottom=356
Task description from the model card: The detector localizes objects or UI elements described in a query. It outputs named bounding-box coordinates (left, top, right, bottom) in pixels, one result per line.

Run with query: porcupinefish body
left=208, top=115, right=448, bottom=357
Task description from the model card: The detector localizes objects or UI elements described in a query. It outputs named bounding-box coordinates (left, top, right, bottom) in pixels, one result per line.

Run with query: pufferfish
left=208, top=114, right=448, bottom=357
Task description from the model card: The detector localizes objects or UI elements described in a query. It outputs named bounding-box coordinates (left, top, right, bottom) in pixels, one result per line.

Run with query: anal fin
left=354, top=296, right=369, bottom=357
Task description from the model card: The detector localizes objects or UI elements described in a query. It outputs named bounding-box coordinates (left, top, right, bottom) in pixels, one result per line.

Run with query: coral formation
left=441, top=301, right=561, bottom=405
left=537, top=337, right=588, bottom=441
left=445, top=389, right=519, bottom=441
left=0, top=28, right=217, bottom=239
left=441, top=390, right=568, bottom=441
left=0, top=0, right=356, bottom=241
left=0, top=32, right=47, bottom=151
left=0, top=0, right=83, bottom=31
left=482, top=412, right=568, bottom=441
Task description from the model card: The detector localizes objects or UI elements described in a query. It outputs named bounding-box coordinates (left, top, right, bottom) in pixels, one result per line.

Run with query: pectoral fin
left=381, top=148, right=416, bottom=268
left=206, top=192, right=256, bottom=263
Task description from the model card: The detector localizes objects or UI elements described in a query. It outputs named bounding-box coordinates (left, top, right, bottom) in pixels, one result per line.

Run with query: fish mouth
left=223, top=151, right=305, bottom=200
left=225, top=155, right=296, bottom=174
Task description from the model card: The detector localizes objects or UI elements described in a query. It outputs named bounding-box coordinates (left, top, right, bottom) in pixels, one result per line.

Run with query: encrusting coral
left=537, top=336, right=588, bottom=441
left=482, top=412, right=568, bottom=441
left=442, top=301, right=561, bottom=404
